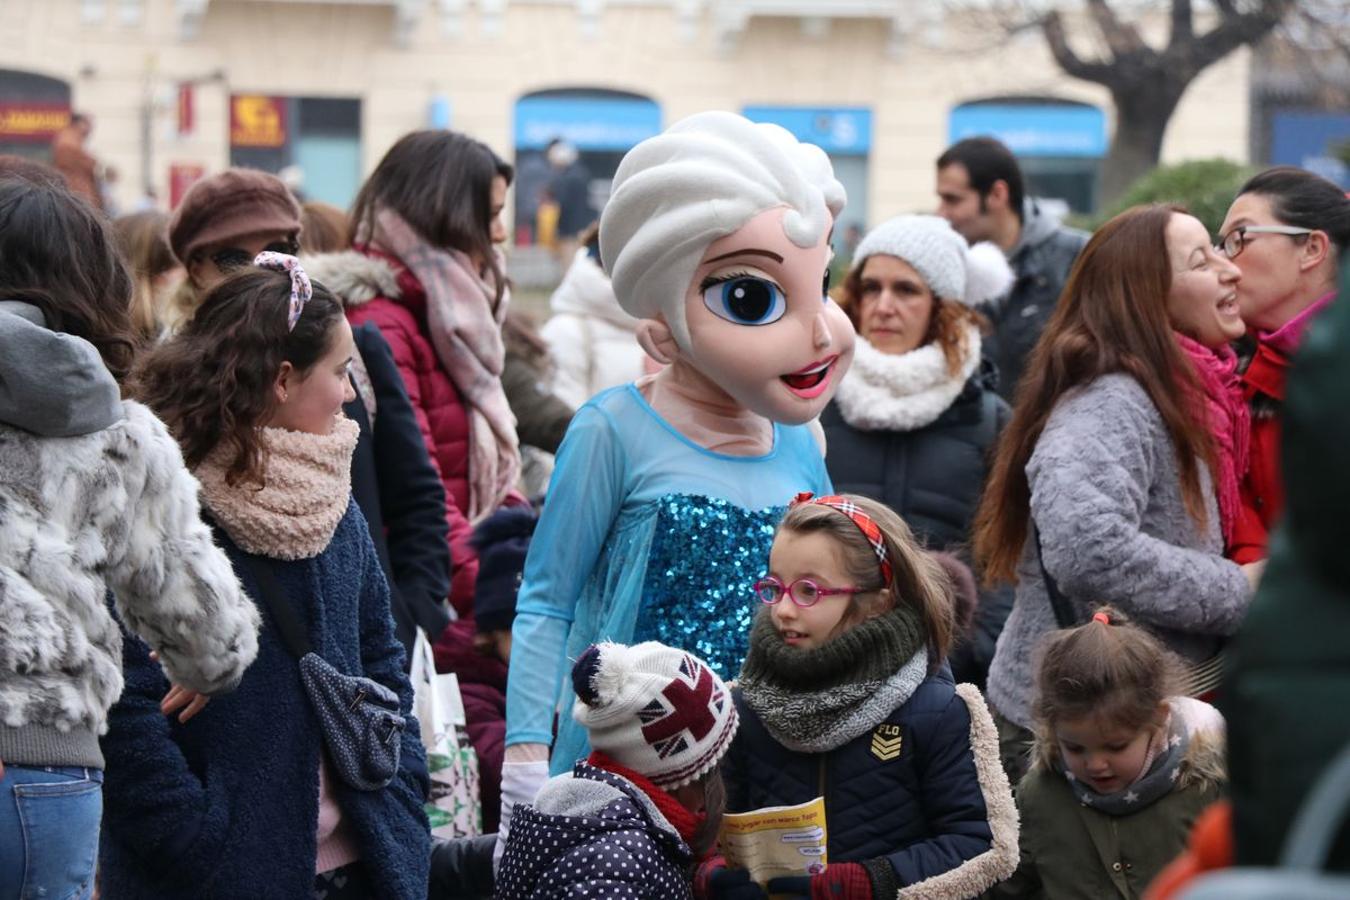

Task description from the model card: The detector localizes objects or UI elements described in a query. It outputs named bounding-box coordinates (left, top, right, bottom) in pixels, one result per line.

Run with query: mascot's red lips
left=781, top=355, right=837, bottom=398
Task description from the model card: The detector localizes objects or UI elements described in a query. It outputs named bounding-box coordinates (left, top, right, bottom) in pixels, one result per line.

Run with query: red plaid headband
left=790, top=492, right=893, bottom=586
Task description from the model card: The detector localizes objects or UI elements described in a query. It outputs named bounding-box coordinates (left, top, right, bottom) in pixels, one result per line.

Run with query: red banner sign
left=230, top=95, right=286, bottom=148
left=169, top=162, right=206, bottom=210
left=0, top=102, right=71, bottom=143
left=177, top=83, right=195, bottom=136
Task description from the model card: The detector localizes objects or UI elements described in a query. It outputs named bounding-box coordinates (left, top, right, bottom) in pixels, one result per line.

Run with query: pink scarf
left=1174, top=332, right=1250, bottom=548
left=372, top=210, right=520, bottom=522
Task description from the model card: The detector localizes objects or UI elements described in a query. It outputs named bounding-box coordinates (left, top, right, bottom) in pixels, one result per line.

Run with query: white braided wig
left=599, top=111, right=846, bottom=351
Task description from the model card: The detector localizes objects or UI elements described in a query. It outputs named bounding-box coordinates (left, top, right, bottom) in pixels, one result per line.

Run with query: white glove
left=494, top=759, right=550, bottom=873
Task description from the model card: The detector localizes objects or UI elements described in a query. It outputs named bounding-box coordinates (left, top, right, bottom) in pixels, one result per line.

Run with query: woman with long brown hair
left=972, top=204, right=1262, bottom=784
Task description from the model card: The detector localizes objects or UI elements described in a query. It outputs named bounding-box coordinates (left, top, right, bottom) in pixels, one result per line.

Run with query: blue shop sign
left=742, top=106, right=872, bottom=155
left=949, top=104, right=1106, bottom=158
left=514, top=96, right=662, bottom=152
left=1271, top=110, right=1350, bottom=188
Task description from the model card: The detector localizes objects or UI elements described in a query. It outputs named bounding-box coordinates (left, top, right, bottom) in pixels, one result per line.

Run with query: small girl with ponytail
left=998, top=608, right=1226, bottom=899
left=708, top=493, right=1019, bottom=900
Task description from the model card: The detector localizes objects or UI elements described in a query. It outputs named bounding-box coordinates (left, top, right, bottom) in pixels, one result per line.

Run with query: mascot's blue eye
left=702, top=276, right=786, bottom=326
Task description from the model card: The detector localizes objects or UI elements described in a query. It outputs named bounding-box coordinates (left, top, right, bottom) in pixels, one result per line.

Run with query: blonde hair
left=776, top=494, right=954, bottom=661
left=112, top=210, right=178, bottom=341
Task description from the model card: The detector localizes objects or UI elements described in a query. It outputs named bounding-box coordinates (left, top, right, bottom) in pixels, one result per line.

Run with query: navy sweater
left=98, top=502, right=431, bottom=899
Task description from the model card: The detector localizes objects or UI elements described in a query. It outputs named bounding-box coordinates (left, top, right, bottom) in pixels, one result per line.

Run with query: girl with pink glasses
left=698, top=493, right=1018, bottom=900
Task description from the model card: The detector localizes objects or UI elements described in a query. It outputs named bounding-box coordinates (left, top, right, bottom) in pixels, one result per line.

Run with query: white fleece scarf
left=833, top=323, right=981, bottom=433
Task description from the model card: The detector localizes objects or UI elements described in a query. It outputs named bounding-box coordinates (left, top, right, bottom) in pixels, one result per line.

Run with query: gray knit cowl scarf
left=738, top=605, right=930, bottom=754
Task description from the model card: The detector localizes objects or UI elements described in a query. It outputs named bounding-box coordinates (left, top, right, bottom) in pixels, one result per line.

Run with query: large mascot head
left=600, top=111, right=855, bottom=425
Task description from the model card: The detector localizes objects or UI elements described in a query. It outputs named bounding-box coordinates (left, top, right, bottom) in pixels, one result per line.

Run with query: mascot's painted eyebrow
left=704, top=248, right=785, bottom=265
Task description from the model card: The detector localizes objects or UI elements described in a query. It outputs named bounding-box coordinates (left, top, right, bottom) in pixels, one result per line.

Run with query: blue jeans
left=0, top=765, right=102, bottom=900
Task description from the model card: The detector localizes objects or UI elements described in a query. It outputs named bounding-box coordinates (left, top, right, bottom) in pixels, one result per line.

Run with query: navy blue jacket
left=723, top=667, right=993, bottom=888
left=496, top=763, right=693, bottom=899
left=99, top=502, right=431, bottom=899
left=347, top=322, right=452, bottom=660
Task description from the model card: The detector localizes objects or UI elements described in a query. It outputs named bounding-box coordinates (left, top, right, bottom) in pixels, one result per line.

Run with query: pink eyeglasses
left=753, top=575, right=865, bottom=608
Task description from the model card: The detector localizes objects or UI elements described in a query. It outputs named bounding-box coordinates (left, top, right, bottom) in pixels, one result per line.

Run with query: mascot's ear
left=636, top=318, right=680, bottom=366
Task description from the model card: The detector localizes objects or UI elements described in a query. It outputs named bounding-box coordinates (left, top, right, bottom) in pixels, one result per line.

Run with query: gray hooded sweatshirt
left=0, top=300, right=122, bottom=435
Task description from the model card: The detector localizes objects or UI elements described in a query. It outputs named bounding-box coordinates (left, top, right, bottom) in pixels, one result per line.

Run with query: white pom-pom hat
left=851, top=214, right=1013, bottom=307
left=571, top=641, right=739, bottom=789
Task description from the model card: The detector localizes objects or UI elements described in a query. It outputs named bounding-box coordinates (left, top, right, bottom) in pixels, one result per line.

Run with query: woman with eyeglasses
left=1217, top=167, right=1349, bottom=564
left=974, top=205, right=1261, bottom=786
left=164, top=168, right=304, bottom=330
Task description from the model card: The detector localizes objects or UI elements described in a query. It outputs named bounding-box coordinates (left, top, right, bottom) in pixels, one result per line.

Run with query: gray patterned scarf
left=738, top=606, right=929, bottom=753
left=1059, top=712, right=1189, bottom=816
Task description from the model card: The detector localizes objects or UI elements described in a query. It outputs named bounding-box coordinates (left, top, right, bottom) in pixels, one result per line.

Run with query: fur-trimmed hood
left=301, top=250, right=403, bottom=309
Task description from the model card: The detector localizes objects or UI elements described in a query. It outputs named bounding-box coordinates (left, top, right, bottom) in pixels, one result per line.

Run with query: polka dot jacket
left=496, top=762, right=694, bottom=899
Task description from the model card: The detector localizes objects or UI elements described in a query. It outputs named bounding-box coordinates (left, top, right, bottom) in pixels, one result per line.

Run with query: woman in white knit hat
left=496, top=641, right=738, bottom=899
left=820, top=214, right=1014, bottom=689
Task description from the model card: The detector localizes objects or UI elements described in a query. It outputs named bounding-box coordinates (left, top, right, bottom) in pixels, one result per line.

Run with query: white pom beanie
left=851, top=214, right=1013, bottom=307
left=571, top=641, right=739, bottom=790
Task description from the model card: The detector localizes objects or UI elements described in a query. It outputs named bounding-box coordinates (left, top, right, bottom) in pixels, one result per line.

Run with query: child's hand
left=151, top=650, right=211, bottom=723
left=768, top=862, right=874, bottom=899
left=694, top=858, right=766, bottom=899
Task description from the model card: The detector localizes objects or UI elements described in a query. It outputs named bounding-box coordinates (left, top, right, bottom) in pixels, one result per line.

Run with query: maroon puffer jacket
left=306, top=248, right=479, bottom=615
left=434, top=618, right=507, bottom=833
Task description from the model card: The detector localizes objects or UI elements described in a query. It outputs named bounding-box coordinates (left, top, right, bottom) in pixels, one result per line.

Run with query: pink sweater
left=316, top=759, right=362, bottom=874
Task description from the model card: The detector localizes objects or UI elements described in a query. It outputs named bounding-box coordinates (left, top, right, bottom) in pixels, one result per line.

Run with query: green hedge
left=1089, top=158, right=1256, bottom=234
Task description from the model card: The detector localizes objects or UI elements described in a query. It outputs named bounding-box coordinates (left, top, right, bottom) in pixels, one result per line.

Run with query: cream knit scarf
left=833, top=323, right=981, bottom=433
left=195, top=417, right=359, bottom=560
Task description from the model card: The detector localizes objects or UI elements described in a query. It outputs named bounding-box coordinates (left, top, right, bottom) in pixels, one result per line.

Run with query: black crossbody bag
left=1034, top=527, right=1226, bottom=697
left=241, top=555, right=406, bottom=791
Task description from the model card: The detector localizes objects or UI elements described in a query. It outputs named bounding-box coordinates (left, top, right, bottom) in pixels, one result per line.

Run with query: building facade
left=1, top=0, right=1251, bottom=237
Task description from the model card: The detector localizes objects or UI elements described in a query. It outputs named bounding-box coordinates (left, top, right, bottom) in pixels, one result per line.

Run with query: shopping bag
left=411, top=628, right=483, bottom=838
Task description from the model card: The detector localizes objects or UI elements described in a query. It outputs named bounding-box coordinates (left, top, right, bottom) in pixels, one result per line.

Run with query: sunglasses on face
left=209, top=238, right=301, bottom=272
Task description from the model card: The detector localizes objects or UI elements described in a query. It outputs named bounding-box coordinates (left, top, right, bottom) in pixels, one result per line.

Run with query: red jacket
left=1230, top=344, right=1286, bottom=564
left=1230, top=292, right=1338, bottom=565
left=307, top=249, right=479, bottom=615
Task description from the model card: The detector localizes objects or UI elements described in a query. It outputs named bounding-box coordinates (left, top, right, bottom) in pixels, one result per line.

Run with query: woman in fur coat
left=820, top=215, right=1013, bottom=688
left=0, top=175, right=259, bottom=900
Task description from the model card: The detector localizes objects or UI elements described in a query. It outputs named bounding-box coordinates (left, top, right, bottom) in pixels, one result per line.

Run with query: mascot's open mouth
left=780, top=355, right=837, bottom=399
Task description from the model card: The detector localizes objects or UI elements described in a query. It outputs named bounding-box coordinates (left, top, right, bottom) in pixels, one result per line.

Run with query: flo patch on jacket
left=871, top=724, right=902, bottom=761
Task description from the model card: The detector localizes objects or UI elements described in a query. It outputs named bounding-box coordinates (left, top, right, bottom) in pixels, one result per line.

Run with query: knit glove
left=768, top=861, right=882, bottom=899
left=694, top=857, right=767, bottom=900
left=493, top=759, right=550, bottom=873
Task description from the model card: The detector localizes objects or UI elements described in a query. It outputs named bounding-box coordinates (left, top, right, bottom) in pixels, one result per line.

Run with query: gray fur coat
left=987, top=373, right=1250, bottom=730
left=0, top=401, right=260, bottom=768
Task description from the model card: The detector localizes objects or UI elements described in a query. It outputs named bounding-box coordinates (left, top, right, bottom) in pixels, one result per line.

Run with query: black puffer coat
left=721, top=669, right=1019, bottom=897
left=821, top=364, right=1012, bottom=687
left=496, top=763, right=693, bottom=899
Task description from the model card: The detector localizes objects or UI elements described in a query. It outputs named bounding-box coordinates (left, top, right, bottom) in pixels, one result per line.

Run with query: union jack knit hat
left=571, top=641, right=739, bottom=790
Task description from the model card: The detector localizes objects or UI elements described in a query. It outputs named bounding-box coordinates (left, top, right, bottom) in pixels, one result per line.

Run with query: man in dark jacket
left=936, top=137, right=1089, bottom=399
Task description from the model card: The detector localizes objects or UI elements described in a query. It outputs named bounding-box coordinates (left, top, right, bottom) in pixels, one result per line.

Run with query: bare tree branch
left=1170, top=0, right=1194, bottom=47
left=1085, top=0, right=1148, bottom=59
left=1041, top=9, right=1114, bottom=84
left=1189, top=0, right=1295, bottom=71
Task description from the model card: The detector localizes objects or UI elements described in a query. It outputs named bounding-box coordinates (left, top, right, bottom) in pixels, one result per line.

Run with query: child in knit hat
left=496, top=641, right=738, bottom=899
left=706, top=493, right=1018, bottom=900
